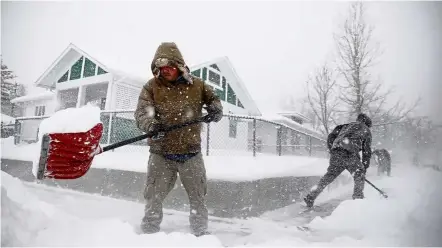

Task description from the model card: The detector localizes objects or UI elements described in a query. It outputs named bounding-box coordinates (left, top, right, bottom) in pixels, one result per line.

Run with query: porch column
left=76, top=85, right=85, bottom=108
left=105, top=80, right=114, bottom=110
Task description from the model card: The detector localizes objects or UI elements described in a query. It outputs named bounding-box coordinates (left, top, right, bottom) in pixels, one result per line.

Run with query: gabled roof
left=189, top=57, right=261, bottom=116
left=34, top=43, right=145, bottom=89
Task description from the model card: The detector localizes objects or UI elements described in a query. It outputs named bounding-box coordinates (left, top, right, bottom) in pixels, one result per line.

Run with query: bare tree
left=334, top=2, right=418, bottom=123
left=306, top=63, right=339, bottom=136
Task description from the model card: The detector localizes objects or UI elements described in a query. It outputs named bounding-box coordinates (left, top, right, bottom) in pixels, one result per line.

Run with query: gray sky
left=2, top=1, right=441, bottom=120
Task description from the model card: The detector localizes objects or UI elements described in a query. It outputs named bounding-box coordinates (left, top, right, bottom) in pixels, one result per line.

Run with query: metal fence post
left=277, top=125, right=282, bottom=156
left=206, top=122, right=210, bottom=156
left=253, top=118, right=257, bottom=157
left=14, top=119, right=21, bottom=145
left=107, top=112, right=113, bottom=146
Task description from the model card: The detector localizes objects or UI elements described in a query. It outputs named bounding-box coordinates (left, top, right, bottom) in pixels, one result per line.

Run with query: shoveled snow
left=1, top=171, right=222, bottom=247
left=30, top=104, right=102, bottom=178
left=2, top=165, right=442, bottom=246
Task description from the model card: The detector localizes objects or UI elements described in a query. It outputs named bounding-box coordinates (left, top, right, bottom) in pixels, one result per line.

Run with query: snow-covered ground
left=2, top=164, right=442, bottom=246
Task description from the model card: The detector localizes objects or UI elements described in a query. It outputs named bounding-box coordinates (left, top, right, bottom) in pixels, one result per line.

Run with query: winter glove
left=202, top=105, right=223, bottom=123
left=148, top=122, right=166, bottom=140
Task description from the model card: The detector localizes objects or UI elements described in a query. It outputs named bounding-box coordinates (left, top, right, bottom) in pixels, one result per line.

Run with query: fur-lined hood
left=151, top=42, right=193, bottom=84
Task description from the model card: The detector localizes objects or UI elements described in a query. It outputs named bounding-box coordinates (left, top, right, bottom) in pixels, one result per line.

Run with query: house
left=248, top=112, right=326, bottom=157
left=11, top=43, right=262, bottom=150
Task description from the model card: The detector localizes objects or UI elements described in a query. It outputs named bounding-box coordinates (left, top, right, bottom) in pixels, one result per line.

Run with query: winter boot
left=192, top=229, right=211, bottom=237
left=303, top=195, right=314, bottom=208
left=140, top=222, right=160, bottom=234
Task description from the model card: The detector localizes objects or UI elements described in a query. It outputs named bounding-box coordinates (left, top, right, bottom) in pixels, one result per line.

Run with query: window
left=83, top=58, right=96, bottom=78
left=238, top=99, right=244, bottom=109
left=58, top=71, right=69, bottom=83
left=214, top=77, right=226, bottom=101
left=210, top=64, right=220, bottom=71
left=34, top=106, right=46, bottom=116
left=229, top=118, right=237, bottom=138
left=97, top=67, right=108, bottom=75
left=69, top=56, right=83, bottom=80
left=191, top=69, right=201, bottom=78
left=202, top=67, right=207, bottom=81
left=208, top=70, right=220, bottom=86
left=58, top=88, right=79, bottom=110
left=227, top=84, right=237, bottom=105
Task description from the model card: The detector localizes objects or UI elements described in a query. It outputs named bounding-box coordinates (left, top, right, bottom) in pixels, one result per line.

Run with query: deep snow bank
left=306, top=166, right=442, bottom=246
left=1, top=172, right=223, bottom=246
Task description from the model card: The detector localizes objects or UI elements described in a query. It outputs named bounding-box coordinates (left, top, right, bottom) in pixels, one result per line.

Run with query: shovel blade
left=37, top=123, right=104, bottom=180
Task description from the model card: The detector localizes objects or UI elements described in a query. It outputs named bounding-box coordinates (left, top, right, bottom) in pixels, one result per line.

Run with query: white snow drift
left=2, top=164, right=442, bottom=246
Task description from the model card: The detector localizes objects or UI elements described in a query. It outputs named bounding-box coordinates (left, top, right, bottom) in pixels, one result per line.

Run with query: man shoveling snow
left=304, top=113, right=373, bottom=208
left=134, top=42, right=223, bottom=237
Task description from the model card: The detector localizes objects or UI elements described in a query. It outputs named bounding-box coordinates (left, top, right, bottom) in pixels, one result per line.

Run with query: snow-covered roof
left=1, top=113, right=15, bottom=125
left=277, top=111, right=311, bottom=123
left=260, top=113, right=324, bottom=140
left=10, top=91, right=54, bottom=103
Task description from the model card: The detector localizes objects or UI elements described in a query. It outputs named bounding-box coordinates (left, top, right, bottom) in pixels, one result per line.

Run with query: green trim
left=69, top=56, right=83, bottom=80
left=191, top=69, right=201, bottom=78
left=227, top=84, right=236, bottom=105
left=83, top=58, right=96, bottom=78
left=238, top=99, right=244, bottom=109
left=58, top=70, right=69, bottom=83
left=208, top=70, right=220, bottom=86
left=210, top=64, right=220, bottom=71
left=97, top=67, right=107, bottom=75
left=202, top=67, right=207, bottom=81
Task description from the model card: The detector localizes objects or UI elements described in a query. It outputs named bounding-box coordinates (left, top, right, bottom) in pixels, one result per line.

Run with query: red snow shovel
left=36, top=117, right=205, bottom=180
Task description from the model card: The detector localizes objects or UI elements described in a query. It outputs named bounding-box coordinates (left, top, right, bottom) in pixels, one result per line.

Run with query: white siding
left=20, top=99, right=56, bottom=142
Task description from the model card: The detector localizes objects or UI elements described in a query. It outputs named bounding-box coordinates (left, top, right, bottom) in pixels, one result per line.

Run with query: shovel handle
left=364, top=178, right=388, bottom=198
left=100, top=117, right=205, bottom=153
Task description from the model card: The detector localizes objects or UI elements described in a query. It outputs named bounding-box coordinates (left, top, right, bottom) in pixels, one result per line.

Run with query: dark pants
left=141, top=153, right=208, bottom=235
left=307, top=148, right=366, bottom=201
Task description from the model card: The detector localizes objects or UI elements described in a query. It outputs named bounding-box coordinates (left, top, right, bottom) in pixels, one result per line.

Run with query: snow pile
left=1, top=171, right=223, bottom=247
left=241, top=166, right=442, bottom=246
left=305, top=166, right=442, bottom=246
left=31, top=104, right=102, bottom=178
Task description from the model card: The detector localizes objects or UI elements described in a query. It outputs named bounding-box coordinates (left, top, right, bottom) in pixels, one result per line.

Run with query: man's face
left=160, top=66, right=179, bottom=81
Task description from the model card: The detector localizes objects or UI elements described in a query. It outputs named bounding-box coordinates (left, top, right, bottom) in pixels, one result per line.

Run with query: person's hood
left=151, top=42, right=193, bottom=84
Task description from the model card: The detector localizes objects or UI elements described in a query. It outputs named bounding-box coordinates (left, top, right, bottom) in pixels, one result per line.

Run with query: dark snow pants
left=141, top=152, right=208, bottom=234
left=306, top=147, right=366, bottom=200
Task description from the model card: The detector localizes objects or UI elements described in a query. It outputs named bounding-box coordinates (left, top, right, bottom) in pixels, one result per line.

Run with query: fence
left=11, top=110, right=328, bottom=158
